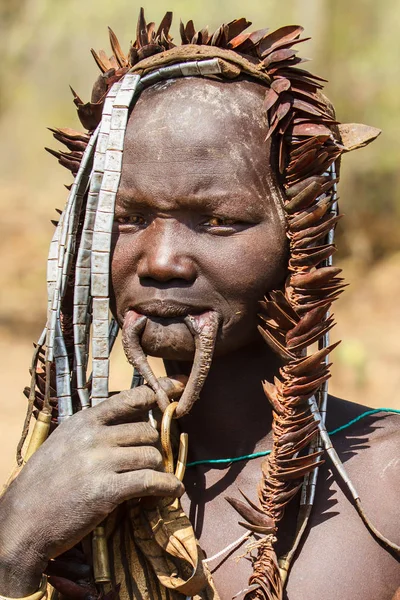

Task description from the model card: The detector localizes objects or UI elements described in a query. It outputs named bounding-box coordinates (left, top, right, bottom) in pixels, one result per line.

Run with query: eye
left=201, top=216, right=255, bottom=237
left=204, top=217, right=236, bottom=227
left=115, top=215, right=146, bottom=228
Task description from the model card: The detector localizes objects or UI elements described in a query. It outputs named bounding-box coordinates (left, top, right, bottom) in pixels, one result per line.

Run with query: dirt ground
left=0, top=254, right=399, bottom=483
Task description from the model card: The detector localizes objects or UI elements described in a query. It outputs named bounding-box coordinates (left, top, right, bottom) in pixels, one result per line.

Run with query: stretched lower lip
left=126, top=302, right=207, bottom=320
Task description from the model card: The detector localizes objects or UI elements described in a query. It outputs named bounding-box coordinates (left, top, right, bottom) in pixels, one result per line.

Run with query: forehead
left=117, top=77, right=285, bottom=214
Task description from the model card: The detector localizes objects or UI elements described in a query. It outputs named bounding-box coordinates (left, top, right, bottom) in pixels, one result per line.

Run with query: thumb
left=94, top=376, right=187, bottom=424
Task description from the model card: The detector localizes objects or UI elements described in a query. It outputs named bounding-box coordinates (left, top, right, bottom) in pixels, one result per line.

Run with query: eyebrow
left=115, top=189, right=268, bottom=220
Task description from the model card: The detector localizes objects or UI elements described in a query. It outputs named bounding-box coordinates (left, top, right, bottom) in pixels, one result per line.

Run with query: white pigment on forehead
left=119, top=77, right=286, bottom=224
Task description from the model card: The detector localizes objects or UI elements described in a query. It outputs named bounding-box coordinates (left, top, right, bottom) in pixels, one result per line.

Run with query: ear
left=338, top=123, right=381, bottom=152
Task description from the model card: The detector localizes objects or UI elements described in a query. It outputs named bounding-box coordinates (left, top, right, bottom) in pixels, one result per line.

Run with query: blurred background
left=0, top=0, right=399, bottom=481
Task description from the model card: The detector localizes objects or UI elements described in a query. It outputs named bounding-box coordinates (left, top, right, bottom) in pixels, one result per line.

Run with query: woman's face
left=110, top=77, right=288, bottom=360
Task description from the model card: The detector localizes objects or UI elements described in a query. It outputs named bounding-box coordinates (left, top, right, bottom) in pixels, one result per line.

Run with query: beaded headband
left=21, top=11, right=397, bottom=600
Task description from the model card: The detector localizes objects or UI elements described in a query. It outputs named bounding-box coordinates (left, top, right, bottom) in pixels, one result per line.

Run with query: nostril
left=139, top=277, right=193, bottom=289
left=137, top=254, right=197, bottom=284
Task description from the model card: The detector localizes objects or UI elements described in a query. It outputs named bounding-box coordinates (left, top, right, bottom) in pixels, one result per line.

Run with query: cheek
left=109, top=233, right=138, bottom=309
left=207, top=225, right=288, bottom=307
left=211, top=225, right=287, bottom=352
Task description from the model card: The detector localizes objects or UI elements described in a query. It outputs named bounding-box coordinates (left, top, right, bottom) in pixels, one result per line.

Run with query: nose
left=136, top=219, right=197, bottom=284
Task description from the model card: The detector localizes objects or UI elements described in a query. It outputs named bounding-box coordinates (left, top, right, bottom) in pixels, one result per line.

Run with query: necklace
left=186, top=407, right=399, bottom=468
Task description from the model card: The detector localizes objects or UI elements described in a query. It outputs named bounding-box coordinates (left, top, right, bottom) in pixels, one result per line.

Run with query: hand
left=0, top=377, right=185, bottom=596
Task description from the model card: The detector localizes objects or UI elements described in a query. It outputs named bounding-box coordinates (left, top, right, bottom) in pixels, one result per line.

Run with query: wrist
left=0, top=550, right=46, bottom=597
left=0, top=486, right=49, bottom=596
left=0, top=516, right=48, bottom=596
left=0, top=575, right=47, bottom=600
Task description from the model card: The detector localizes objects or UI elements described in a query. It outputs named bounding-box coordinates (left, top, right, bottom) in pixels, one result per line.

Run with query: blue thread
left=187, top=450, right=271, bottom=468
left=186, top=408, right=400, bottom=468
left=327, top=407, right=400, bottom=435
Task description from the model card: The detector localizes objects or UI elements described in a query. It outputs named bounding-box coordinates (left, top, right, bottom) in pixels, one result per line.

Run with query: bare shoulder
left=325, top=395, right=400, bottom=507
left=286, top=397, right=400, bottom=600
left=326, top=395, right=399, bottom=463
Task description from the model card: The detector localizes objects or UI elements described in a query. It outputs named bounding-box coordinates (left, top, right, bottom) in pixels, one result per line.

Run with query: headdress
left=20, top=10, right=398, bottom=600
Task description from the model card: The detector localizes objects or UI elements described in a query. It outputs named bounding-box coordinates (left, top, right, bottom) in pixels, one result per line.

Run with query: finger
left=158, top=375, right=187, bottom=399
left=110, top=445, right=163, bottom=473
left=107, top=421, right=159, bottom=448
left=94, top=385, right=155, bottom=424
left=94, top=377, right=187, bottom=424
left=115, top=470, right=185, bottom=502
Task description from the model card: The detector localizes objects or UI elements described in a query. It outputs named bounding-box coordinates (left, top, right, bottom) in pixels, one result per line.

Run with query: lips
left=125, top=299, right=208, bottom=321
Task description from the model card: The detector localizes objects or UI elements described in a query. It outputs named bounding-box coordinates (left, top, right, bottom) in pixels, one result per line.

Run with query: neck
left=164, top=339, right=281, bottom=461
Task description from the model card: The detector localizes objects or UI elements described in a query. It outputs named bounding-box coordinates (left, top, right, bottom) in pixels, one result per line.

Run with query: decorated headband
left=20, top=11, right=398, bottom=600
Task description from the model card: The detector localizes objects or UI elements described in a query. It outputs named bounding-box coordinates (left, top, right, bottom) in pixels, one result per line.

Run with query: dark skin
left=0, top=78, right=398, bottom=599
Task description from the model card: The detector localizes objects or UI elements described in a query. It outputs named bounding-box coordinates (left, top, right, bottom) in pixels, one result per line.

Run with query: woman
left=0, top=11, right=398, bottom=600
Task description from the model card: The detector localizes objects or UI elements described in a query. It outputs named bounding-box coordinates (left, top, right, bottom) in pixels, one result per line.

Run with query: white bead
left=92, top=359, right=109, bottom=378
left=73, top=323, right=86, bottom=345
left=86, top=192, right=99, bottom=211
left=91, top=251, right=110, bottom=274
left=93, top=297, right=109, bottom=314
left=92, top=318, right=109, bottom=338
left=48, top=239, right=59, bottom=260
left=101, top=172, right=120, bottom=193
left=93, top=152, right=106, bottom=173
left=99, top=114, right=111, bottom=134
left=91, top=396, right=107, bottom=406
left=102, top=96, right=115, bottom=116
left=75, top=266, right=91, bottom=286
left=92, top=376, right=109, bottom=398
left=96, top=132, right=110, bottom=155
left=47, top=259, right=57, bottom=283
left=104, top=150, right=123, bottom=173
left=74, top=284, right=90, bottom=305
left=92, top=231, right=112, bottom=252
left=74, top=305, right=88, bottom=325
left=92, top=337, right=109, bottom=359
left=83, top=209, right=97, bottom=230
left=120, top=73, right=140, bottom=91
left=97, top=191, right=117, bottom=213
left=107, top=81, right=123, bottom=98
left=108, top=129, right=125, bottom=151
left=91, top=273, right=109, bottom=297
left=114, top=89, right=134, bottom=108
left=110, top=108, right=128, bottom=131
left=76, top=249, right=91, bottom=268
left=94, top=211, right=114, bottom=234
left=90, top=171, right=104, bottom=195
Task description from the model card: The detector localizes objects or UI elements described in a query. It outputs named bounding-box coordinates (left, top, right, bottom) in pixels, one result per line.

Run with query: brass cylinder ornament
left=92, top=524, right=112, bottom=583
left=24, top=410, right=52, bottom=463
